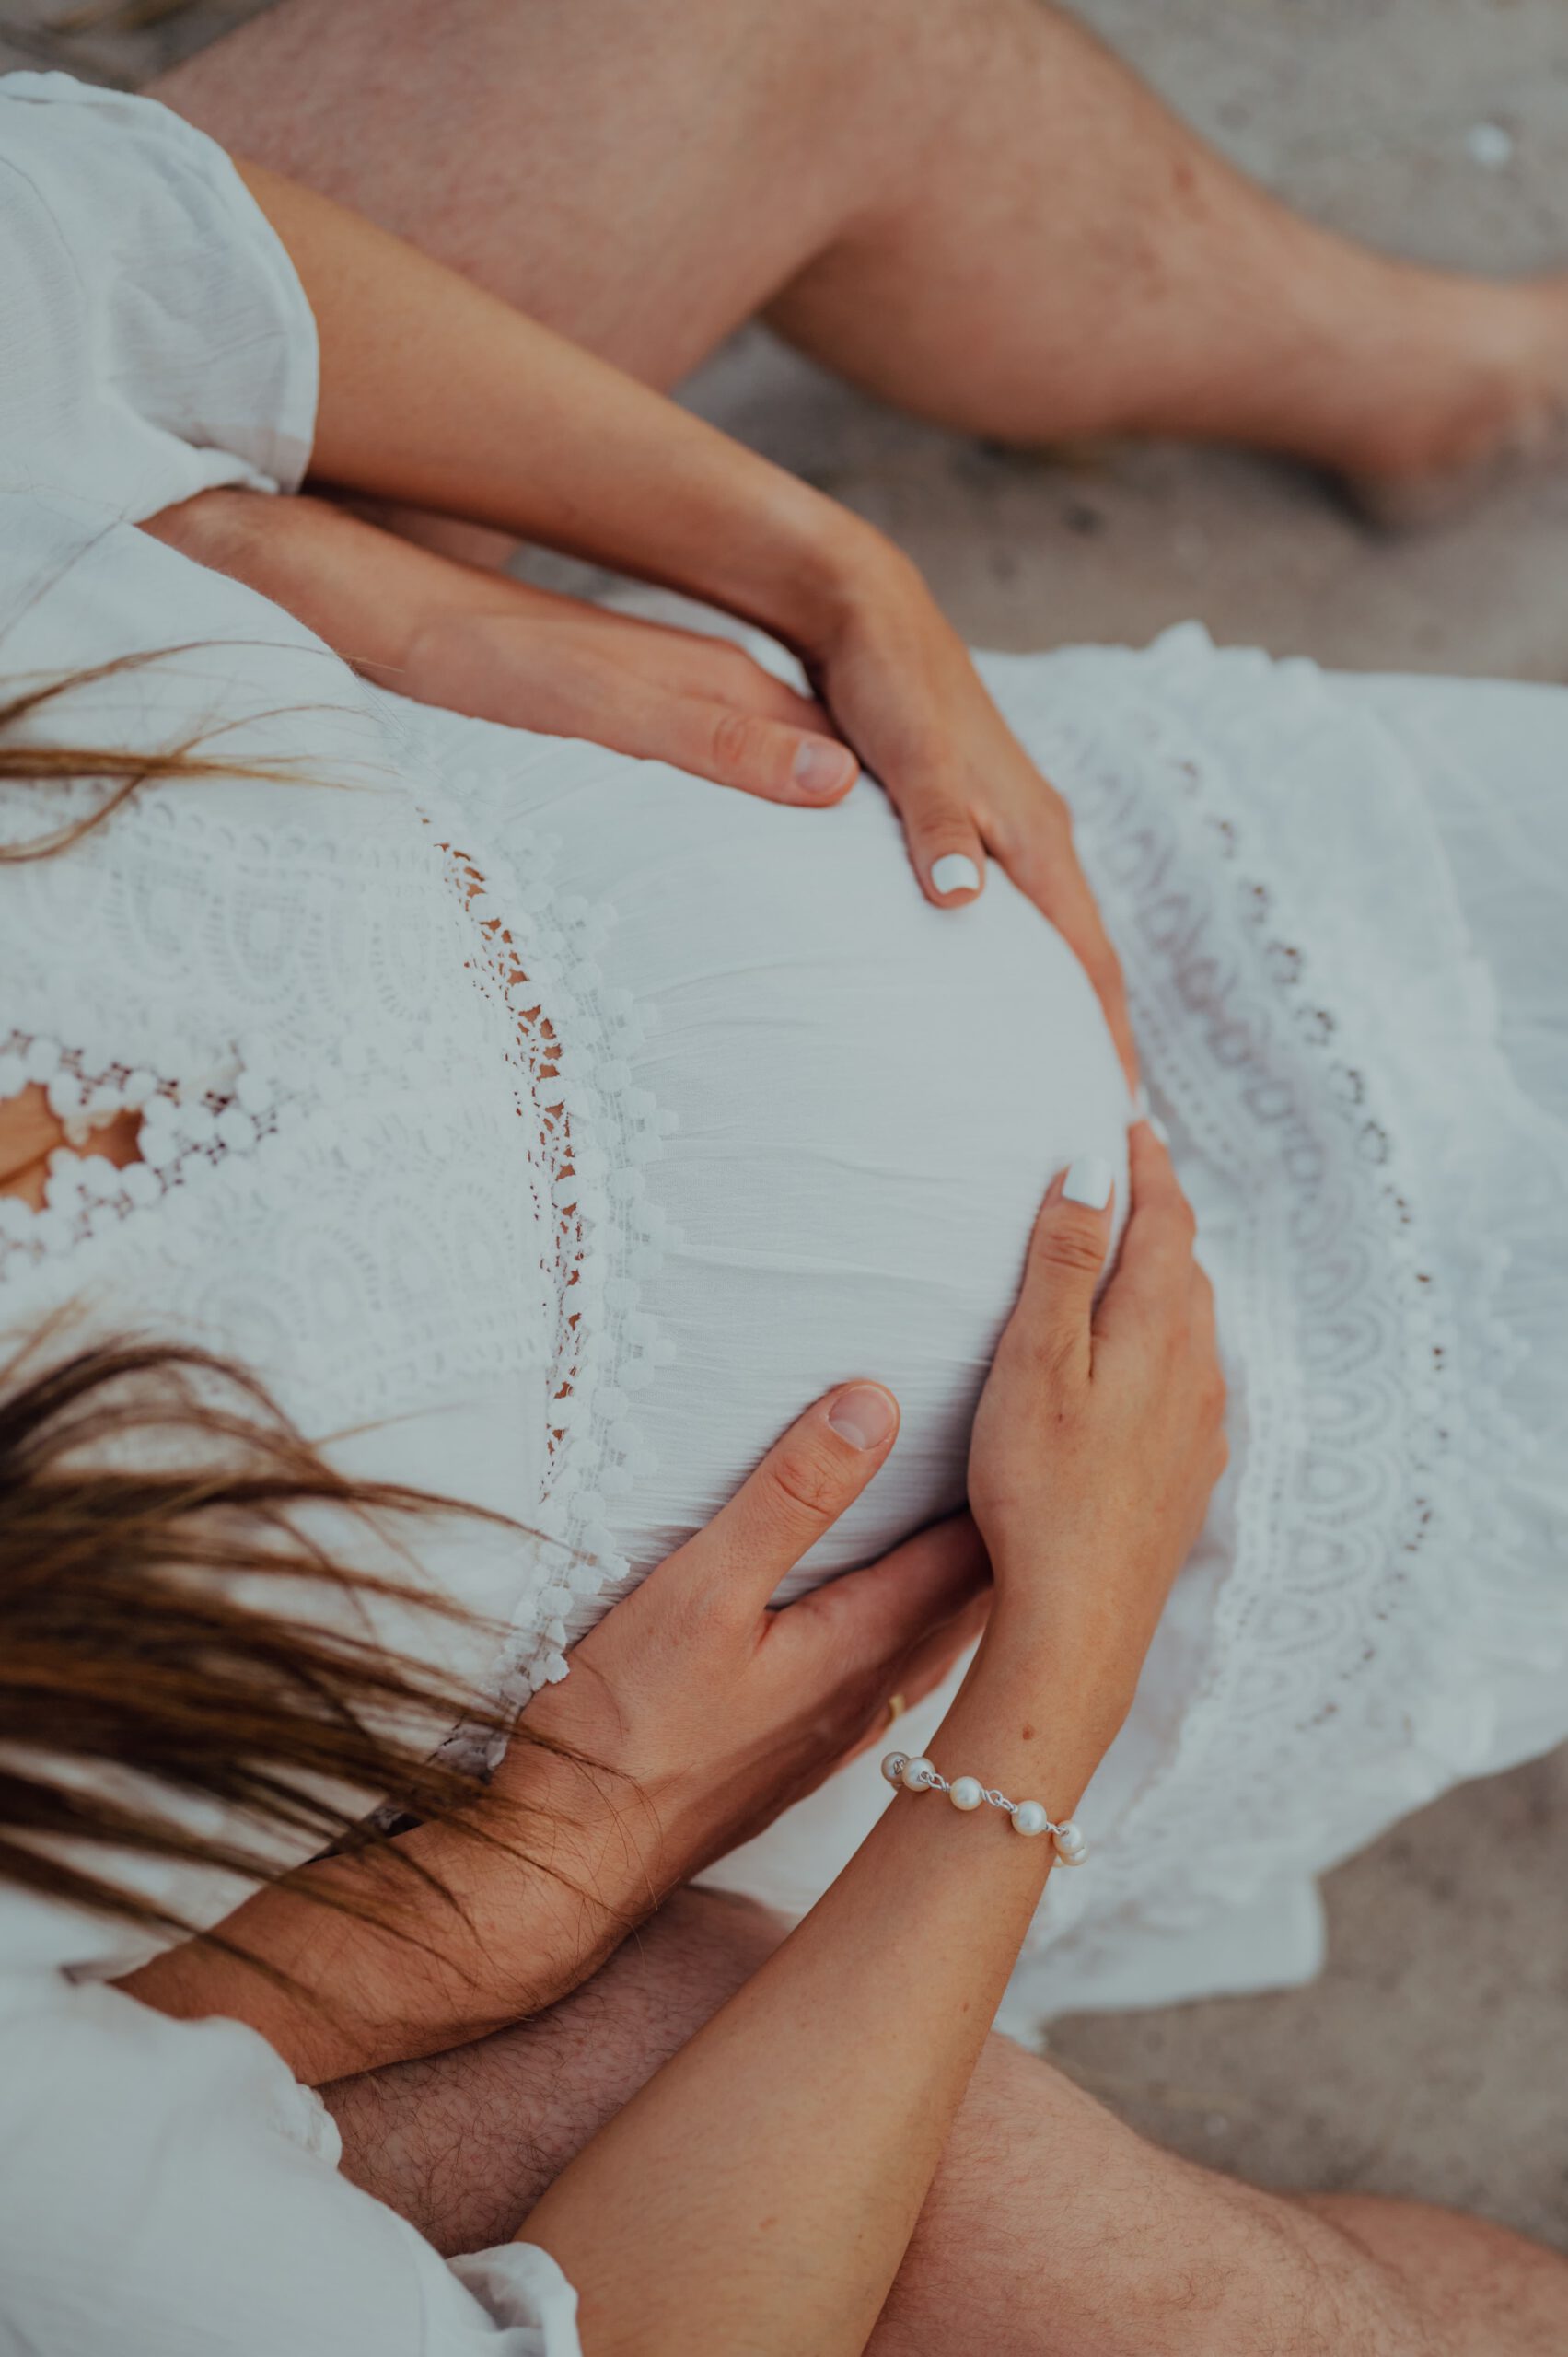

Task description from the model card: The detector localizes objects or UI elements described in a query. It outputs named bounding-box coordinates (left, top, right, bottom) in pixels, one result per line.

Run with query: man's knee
left=327, top=1887, right=788, bottom=2251
left=884, top=2030, right=1394, bottom=2357
left=610, top=1886, right=788, bottom=2022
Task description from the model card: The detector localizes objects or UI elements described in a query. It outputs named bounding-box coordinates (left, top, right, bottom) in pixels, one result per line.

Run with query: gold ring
left=885, top=1691, right=908, bottom=1727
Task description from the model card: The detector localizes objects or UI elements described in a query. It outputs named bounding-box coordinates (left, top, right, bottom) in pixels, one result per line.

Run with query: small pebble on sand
left=1466, top=122, right=1515, bottom=169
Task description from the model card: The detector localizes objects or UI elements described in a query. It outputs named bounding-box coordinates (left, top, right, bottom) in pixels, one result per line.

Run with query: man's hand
left=513, top=1383, right=989, bottom=1919
left=122, top=1378, right=987, bottom=2085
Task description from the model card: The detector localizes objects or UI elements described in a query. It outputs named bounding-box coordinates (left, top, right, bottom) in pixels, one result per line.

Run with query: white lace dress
left=1, top=87, right=1566, bottom=2348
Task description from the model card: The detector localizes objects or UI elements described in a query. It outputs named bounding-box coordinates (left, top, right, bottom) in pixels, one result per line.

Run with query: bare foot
left=1342, top=276, right=1568, bottom=529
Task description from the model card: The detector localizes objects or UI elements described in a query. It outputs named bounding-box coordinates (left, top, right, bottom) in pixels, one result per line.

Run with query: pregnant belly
left=517, top=752, right=1132, bottom=1599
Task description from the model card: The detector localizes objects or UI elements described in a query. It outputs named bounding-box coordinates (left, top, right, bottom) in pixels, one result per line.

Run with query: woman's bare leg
left=327, top=1890, right=1568, bottom=2356
left=156, top=0, right=1568, bottom=497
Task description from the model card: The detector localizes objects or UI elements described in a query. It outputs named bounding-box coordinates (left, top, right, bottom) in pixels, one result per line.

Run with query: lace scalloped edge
left=977, top=626, right=1568, bottom=1954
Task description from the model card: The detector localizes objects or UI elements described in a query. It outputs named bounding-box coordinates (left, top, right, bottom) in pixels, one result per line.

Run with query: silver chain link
left=902, top=1759, right=1056, bottom=1831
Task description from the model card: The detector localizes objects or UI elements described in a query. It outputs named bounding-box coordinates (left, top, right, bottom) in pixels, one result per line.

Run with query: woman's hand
left=807, top=543, right=1137, bottom=1083
left=123, top=1380, right=986, bottom=2084
left=512, top=1383, right=988, bottom=1918
left=968, top=1121, right=1226, bottom=1730
left=232, top=163, right=1133, bottom=1067
left=517, top=1132, right=1224, bottom=2357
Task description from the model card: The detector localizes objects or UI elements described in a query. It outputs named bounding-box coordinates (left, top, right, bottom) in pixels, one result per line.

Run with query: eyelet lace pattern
left=975, top=627, right=1568, bottom=1990
left=0, top=769, right=558, bottom=1669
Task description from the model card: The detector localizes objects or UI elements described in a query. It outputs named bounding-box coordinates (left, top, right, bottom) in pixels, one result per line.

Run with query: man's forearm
left=120, top=1786, right=633, bottom=2086
left=238, top=161, right=889, bottom=654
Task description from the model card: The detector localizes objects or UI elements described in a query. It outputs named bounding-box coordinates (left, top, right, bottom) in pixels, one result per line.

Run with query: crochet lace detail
left=0, top=722, right=680, bottom=1737
left=0, top=771, right=554, bottom=1596
left=976, top=629, right=1563, bottom=1982
left=0, top=1031, right=269, bottom=1268
left=419, top=757, right=679, bottom=1721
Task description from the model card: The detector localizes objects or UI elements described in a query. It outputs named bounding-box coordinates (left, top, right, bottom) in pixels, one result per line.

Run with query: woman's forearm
left=517, top=1130, right=1222, bottom=2353
left=238, top=161, right=889, bottom=652
left=228, top=158, right=1142, bottom=1070
left=519, top=1605, right=1128, bottom=2357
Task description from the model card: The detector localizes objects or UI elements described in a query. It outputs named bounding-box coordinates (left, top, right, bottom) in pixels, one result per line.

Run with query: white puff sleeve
left=0, top=72, right=318, bottom=520
left=0, top=1976, right=583, bottom=2357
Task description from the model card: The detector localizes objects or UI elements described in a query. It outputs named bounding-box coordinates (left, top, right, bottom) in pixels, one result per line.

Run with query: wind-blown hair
left=0, top=648, right=316, bottom=863
left=0, top=1331, right=523, bottom=1941
left=0, top=661, right=555, bottom=1945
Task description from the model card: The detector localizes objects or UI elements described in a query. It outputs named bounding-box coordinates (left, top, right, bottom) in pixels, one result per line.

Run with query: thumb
left=653, top=1382, right=900, bottom=1615
left=1010, top=1156, right=1118, bottom=1364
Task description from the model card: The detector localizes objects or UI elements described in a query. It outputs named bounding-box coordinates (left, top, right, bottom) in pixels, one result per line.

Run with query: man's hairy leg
left=156, top=0, right=1568, bottom=501
left=326, top=1889, right=1568, bottom=2356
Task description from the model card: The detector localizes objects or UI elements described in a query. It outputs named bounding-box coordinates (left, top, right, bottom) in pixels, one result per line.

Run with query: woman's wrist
left=944, top=1586, right=1139, bottom=1784
left=705, top=474, right=902, bottom=657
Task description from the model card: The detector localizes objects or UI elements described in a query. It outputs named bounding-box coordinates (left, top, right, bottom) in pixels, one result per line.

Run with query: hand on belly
left=553, top=767, right=1132, bottom=1598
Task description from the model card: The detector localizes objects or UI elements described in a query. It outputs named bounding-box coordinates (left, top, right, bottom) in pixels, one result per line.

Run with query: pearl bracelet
left=880, top=1750, right=1088, bottom=1864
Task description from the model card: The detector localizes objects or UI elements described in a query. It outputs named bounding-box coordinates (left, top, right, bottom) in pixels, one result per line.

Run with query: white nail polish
left=930, top=853, right=981, bottom=899
left=1063, top=1155, right=1114, bottom=1210
left=1149, top=1116, right=1171, bottom=1148
left=1129, top=1082, right=1150, bottom=1122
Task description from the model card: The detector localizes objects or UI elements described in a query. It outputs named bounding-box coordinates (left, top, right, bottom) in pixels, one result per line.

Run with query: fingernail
left=1148, top=1116, right=1170, bottom=1148
left=930, top=853, right=981, bottom=899
left=827, top=1383, right=899, bottom=1451
left=1063, top=1155, right=1114, bottom=1210
left=1129, top=1082, right=1150, bottom=1122
left=793, top=739, right=852, bottom=796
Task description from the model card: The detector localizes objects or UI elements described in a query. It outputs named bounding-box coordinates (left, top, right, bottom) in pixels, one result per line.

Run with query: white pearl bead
left=1052, top=1820, right=1089, bottom=1864
left=880, top=1750, right=911, bottom=1786
left=1010, top=1800, right=1051, bottom=1838
left=948, top=1775, right=984, bottom=1812
left=900, top=1756, right=937, bottom=1792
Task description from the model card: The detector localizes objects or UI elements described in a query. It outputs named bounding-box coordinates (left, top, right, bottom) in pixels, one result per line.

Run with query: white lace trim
left=978, top=628, right=1568, bottom=1980
left=416, top=764, right=681, bottom=1725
